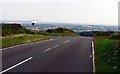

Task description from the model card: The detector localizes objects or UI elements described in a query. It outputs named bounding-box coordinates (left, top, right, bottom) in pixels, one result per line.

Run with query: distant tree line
left=46, top=28, right=75, bottom=33
left=77, top=31, right=120, bottom=37
left=78, top=31, right=93, bottom=37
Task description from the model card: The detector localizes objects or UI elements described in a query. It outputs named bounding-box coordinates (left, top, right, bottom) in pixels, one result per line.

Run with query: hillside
left=2, top=23, right=32, bottom=36
left=1, top=23, right=78, bottom=48
left=2, top=23, right=78, bottom=36
left=46, top=28, right=75, bottom=33
left=39, top=28, right=79, bottom=36
left=2, top=23, right=23, bottom=30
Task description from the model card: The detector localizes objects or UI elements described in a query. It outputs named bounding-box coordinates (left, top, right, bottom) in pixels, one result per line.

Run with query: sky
left=0, top=0, right=120, bottom=25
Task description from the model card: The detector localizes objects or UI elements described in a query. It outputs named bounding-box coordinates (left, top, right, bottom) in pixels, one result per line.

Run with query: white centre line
left=53, top=44, right=60, bottom=48
left=50, top=38, right=53, bottom=40
left=64, top=40, right=70, bottom=43
left=0, top=57, right=33, bottom=74
left=92, top=41, right=95, bottom=72
left=44, top=44, right=60, bottom=52
left=44, top=48, right=52, bottom=52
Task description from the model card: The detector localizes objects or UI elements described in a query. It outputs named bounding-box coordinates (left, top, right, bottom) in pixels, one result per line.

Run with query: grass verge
left=95, top=36, right=119, bottom=72
left=1, top=34, right=48, bottom=48
left=38, top=32, right=78, bottom=36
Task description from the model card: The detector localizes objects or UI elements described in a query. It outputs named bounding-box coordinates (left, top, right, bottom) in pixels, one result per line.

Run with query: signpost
left=31, top=20, right=39, bottom=32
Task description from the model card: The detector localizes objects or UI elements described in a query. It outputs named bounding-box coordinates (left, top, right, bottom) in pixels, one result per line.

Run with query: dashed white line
left=0, top=57, right=33, bottom=74
left=44, top=44, right=60, bottom=52
left=64, top=40, right=70, bottom=43
left=92, top=41, right=95, bottom=72
left=44, top=48, right=52, bottom=52
left=53, top=44, right=60, bottom=48
left=50, top=38, right=53, bottom=40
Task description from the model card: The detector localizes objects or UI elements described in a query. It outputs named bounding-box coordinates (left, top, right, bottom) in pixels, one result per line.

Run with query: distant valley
left=1, top=20, right=118, bottom=33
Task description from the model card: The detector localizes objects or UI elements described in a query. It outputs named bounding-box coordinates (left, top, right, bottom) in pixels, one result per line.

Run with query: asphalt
left=2, top=36, right=93, bottom=72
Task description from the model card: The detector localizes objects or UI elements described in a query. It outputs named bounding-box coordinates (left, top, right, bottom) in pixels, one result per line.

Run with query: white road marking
left=92, top=41, right=95, bottom=72
left=89, top=55, right=93, bottom=58
left=44, top=44, right=60, bottom=52
left=50, top=38, right=53, bottom=40
left=0, top=57, right=33, bottom=73
left=64, top=40, right=70, bottom=43
left=2, top=45, right=21, bottom=50
left=44, top=48, right=52, bottom=52
left=1, top=39, right=53, bottom=51
left=53, top=44, right=60, bottom=48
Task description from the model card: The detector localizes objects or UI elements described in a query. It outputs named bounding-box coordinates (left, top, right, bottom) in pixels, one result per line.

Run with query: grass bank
left=2, top=34, right=48, bottom=48
left=1, top=24, right=78, bottom=48
left=95, top=36, right=119, bottom=72
left=38, top=32, right=78, bottom=36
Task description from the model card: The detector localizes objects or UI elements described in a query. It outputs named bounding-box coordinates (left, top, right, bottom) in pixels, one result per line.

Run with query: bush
left=104, top=42, right=120, bottom=71
left=95, top=36, right=120, bottom=72
left=46, top=28, right=75, bottom=33
left=94, top=31, right=114, bottom=36
left=110, top=33, right=120, bottom=40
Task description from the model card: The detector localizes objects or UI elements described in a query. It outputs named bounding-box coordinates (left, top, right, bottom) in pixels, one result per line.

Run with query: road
left=1, top=36, right=94, bottom=73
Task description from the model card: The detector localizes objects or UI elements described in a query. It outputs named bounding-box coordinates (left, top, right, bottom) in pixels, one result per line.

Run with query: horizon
left=0, top=20, right=118, bottom=26
left=1, top=0, right=120, bottom=26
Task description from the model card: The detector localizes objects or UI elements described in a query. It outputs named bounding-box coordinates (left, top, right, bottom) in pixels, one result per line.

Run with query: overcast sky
left=0, top=0, right=120, bottom=25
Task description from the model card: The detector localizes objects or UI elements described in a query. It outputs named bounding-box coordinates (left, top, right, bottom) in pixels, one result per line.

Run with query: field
left=95, top=34, right=120, bottom=72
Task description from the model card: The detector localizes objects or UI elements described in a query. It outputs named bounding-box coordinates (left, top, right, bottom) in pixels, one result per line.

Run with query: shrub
left=46, top=27, right=75, bottom=33
left=110, top=33, right=120, bottom=40
left=94, top=31, right=114, bottom=36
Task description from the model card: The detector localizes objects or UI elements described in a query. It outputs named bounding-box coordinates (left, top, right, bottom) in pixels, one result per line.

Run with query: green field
left=95, top=36, right=119, bottom=72
left=2, top=34, right=48, bottom=48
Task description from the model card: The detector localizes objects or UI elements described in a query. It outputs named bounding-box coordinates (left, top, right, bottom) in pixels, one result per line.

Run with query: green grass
left=1, top=31, right=78, bottom=48
left=38, top=31, right=79, bottom=36
left=2, top=34, right=48, bottom=48
left=1, top=24, right=78, bottom=48
left=95, top=36, right=119, bottom=72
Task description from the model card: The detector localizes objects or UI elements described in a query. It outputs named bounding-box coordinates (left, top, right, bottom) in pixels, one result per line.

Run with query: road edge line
left=92, top=41, right=96, bottom=72
left=1, top=38, right=53, bottom=51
